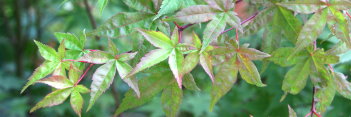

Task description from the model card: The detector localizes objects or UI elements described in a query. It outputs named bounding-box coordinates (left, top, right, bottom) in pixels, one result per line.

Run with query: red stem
left=74, top=63, right=94, bottom=86
left=346, top=12, right=351, bottom=19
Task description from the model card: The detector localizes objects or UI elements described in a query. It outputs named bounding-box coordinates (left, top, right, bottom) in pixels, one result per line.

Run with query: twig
left=304, top=87, right=321, bottom=117
left=74, top=64, right=94, bottom=86
left=173, top=22, right=194, bottom=43
left=83, top=0, right=100, bottom=40
left=221, top=12, right=259, bottom=34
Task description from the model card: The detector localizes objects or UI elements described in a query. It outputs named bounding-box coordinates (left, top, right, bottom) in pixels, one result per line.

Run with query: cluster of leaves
left=21, top=0, right=351, bottom=116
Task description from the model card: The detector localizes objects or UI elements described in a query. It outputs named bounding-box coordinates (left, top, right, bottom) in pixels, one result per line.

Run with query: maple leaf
left=77, top=39, right=140, bottom=111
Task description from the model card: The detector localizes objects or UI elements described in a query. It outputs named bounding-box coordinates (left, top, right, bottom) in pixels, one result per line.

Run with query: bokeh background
left=1, top=0, right=351, bottom=117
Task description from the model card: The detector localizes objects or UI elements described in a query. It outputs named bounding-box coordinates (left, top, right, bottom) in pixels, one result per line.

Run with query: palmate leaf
left=210, top=59, right=238, bottom=111
left=114, top=67, right=174, bottom=116
left=161, top=82, right=183, bottom=117
left=30, top=87, right=74, bottom=113
left=87, top=61, right=117, bottom=111
left=129, top=29, right=188, bottom=88
left=293, top=9, right=327, bottom=54
left=223, top=40, right=269, bottom=87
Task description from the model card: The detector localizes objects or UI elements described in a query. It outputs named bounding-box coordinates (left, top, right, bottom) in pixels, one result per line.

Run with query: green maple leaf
left=21, top=39, right=75, bottom=93
left=183, top=32, right=216, bottom=82
left=209, top=39, right=270, bottom=110
left=34, top=64, right=89, bottom=116
left=76, top=39, right=140, bottom=111
left=127, top=28, right=197, bottom=89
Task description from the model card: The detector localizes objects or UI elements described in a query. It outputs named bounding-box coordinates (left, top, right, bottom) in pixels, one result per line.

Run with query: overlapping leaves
left=77, top=39, right=140, bottom=111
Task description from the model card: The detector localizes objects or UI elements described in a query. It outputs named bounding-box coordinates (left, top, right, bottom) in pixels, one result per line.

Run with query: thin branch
left=304, top=87, right=321, bottom=117
left=173, top=22, right=194, bottom=43
left=83, top=0, right=100, bottom=40
left=74, top=64, right=94, bottom=86
left=221, top=11, right=259, bottom=34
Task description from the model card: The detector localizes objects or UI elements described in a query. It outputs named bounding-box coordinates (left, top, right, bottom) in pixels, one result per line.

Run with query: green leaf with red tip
left=169, top=49, right=184, bottom=88
left=200, top=52, right=215, bottom=82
